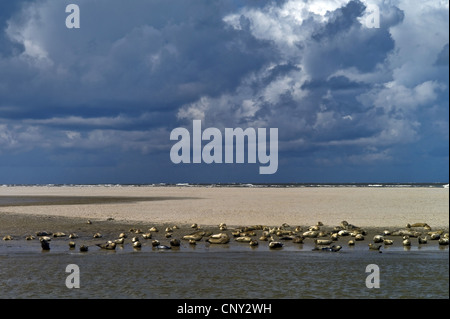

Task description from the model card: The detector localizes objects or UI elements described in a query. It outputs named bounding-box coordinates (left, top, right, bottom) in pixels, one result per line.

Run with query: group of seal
left=1, top=219, right=448, bottom=253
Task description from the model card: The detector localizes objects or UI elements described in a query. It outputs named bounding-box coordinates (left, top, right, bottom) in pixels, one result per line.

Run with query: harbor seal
left=170, top=238, right=181, bottom=247
left=368, top=243, right=382, bottom=251
left=53, top=232, right=66, bottom=238
left=313, top=245, right=342, bottom=252
left=373, top=235, right=384, bottom=243
left=418, top=236, right=428, bottom=244
left=2, top=235, right=13, bottom=241
left=207, top=233, right=230, bottom=244
left=114, top=238, right=125, bottom=245
left=235, top=236, right=252, bottom=242
left=40, top=238, right=50, bottom=251
left=133, top=241, right=142, bottom=248
left=96, top=241, right=116, bottom=250
left=315, top=239, right=332, bottom=245
left=268, top=241, right=283, bottom=249
left=79, top=245, right=88, bottom=252
left=249, top=240, right=259, bottom=247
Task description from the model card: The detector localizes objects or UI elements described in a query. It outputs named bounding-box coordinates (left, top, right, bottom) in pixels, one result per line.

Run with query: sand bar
left=0, top=186, right=448, bottom=228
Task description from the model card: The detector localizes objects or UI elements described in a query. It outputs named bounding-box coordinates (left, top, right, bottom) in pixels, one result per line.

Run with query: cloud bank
left=0, top=0, right=448, bottom=183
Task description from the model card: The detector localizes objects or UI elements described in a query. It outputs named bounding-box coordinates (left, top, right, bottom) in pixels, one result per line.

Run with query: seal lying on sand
left=368, top=243, right=382, bottom=251
left=96, top=241, right=116, bottom=250
left=268, top=241, right=283, bottom=249
left=312, top=245, right=342, bottom=252
left=182, top=231, right=205, bottom=241
left=207, top=233, right=230, bottom=244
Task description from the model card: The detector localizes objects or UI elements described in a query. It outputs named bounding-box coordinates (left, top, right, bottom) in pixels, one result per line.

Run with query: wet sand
left=0, top=186, right=448, bottom=228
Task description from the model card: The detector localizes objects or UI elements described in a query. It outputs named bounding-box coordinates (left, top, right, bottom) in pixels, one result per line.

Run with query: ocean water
left=0, top=237, right=448, bottom=299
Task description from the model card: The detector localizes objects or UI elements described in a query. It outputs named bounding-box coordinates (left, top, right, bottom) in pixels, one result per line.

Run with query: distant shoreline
left=0, top=186, right=448, bottom=229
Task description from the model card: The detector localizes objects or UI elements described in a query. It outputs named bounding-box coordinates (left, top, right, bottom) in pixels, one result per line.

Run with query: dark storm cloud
left=0, top=0, right=448, bottom=183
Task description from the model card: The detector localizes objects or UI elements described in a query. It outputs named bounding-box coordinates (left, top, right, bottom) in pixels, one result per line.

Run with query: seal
left=249, top=240, right=258, bottom=246
left=36, top=231, right=52, bottom=236
left=25, top=235, right=35, bottom=240
left=79, top=245, right=89, bottom=252
left=207, top=233, right=230, bottom=244
left=40, top=238, right=50, bottom=250
left=182, top=233, right=204, bottom=241
left=438, top=238, right=449, bottom=245
left=96, top=241, right=116, bottom=250
left=53, top=232, right=66, bottom=238
left=315, top=239, right=332, bottom=245
left=235, top=236, right=252, bottom=242
left=170, top=238, right=181, bottom=247
left=302, top=230, right=319, bottom=238
left=69, top=233, right=78, bottom=239
left=268, top=241, right=283, bottom=249
left=143, top=233, right=152, bottom=239
left=383, top=239, right=394, bottom=245
left=119, top=233, right=127, bottom=238
left=93, top=233, right=102, bottom=238
left=418, top=236, right=427, bottom=244
left=355, top=234, right=365, bottom=241
left=152, top=239, right=160, bottom=247
left=2, top=235, right=13, bottom=241
left=114, top=237, right=125, bottom=244
left=69, top=241, right=76, bottom=249
left=313, top=245, right=342, bottom=252
left=373, top=235, right=384, bottom=243
left=402, top=237, right=411, bottom=246
left=368, top=243, right=382, bottom=251
left=133, top=241, right=142, bottom=248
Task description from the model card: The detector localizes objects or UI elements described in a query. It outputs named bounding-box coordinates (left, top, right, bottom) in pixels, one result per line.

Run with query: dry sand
left=0, top=186, right=448, bottom=229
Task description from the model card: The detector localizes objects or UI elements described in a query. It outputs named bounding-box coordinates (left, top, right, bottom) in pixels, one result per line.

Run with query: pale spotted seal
left=373, top=235, right=384, bottom=243
left=207, top=233, right=230, bottom=244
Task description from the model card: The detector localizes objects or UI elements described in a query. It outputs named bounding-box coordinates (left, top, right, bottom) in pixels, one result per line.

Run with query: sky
left=0, top=0, right=448, bottom=184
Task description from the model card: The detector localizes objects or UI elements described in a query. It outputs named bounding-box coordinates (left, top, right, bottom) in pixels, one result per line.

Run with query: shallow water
left=1, top=239, right=448, bottom=299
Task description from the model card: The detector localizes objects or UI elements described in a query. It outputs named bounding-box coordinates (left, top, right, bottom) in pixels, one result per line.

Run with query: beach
left=0, top=185, right=448, bottom=228
left=0, top=185, right=448, bottom=299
